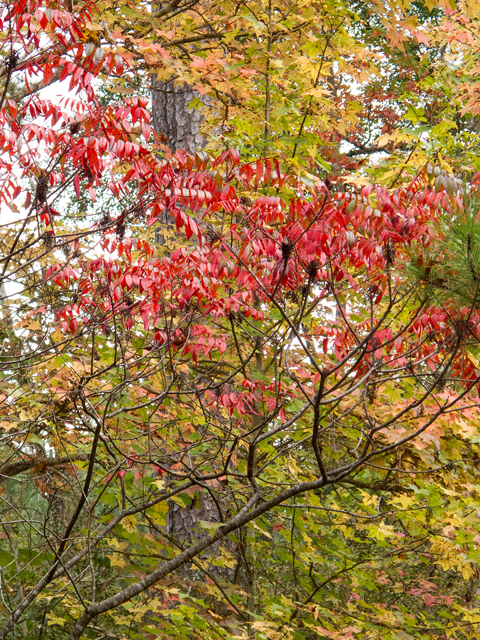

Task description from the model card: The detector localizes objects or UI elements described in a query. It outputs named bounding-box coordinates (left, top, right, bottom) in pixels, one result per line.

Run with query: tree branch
left=0, top=454, right=90, bottom=481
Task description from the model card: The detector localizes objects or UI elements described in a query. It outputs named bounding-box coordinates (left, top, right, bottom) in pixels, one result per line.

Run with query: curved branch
left=0, top=454, right=89, bottom=481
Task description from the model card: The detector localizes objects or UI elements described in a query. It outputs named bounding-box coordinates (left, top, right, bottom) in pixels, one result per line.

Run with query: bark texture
left=166, top=492, right=236, bottom=581
left=152, top=79, right=207, bottom=154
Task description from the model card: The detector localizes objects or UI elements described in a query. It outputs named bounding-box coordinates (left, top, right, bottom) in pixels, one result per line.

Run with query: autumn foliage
left=2, top=1, right=480, bottom=640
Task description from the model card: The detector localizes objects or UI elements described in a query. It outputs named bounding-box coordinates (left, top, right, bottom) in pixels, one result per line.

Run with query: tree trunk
left=151, top=78, right=209, bottom=245
left=151, top=77, right=236, bottom=586
left=152, top=79, right=207, bottom=155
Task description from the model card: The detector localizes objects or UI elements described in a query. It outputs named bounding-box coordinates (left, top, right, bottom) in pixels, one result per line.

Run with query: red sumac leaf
left=43, top=64, right=53, bottom=86
left=73, top=175, right=81, bottom=199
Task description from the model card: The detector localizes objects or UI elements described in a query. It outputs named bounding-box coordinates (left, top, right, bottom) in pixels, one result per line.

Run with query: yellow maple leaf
left=46, top=614, right=67, bottom=626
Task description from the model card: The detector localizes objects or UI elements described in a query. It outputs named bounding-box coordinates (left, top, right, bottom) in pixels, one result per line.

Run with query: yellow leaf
left=306, top=87, right=326, bottom=99
left=376, top=132, right=395, bottom=147
left=36, top=594, right=54, bottom=603
left=217, top=550, right=236, bottom=569
left=109, top=552, right=126, bottom=567
left=468, top=351, right=479, bottom=369
left=358, top=489, right=377, bottom=506
left=106, top=84, right=135, bottom=95
left=390, top=494, right=415, bottom=509
left=344, top=175, right=374, bottom=187
left=46, top=614, right=67, bottom=626
left=461, top=561, right=476, bottom=580
left=280, top=594, right=295, bottom=608
left=251, top=521, right=272, bottom=539
left=149, top=500, right=168, bottom=527
left=106, top=538, right=127, bottom=551
left=287, top=456, right=305, bottom=478
left=84, top=21, right=104, bottom=32
left=252, top=620, right=278, bottom=632
left=123, top=516, right=137, bottom=533
left=368, top=521, right=395, bottom=541
left=465, top=0, right=480, bottom=17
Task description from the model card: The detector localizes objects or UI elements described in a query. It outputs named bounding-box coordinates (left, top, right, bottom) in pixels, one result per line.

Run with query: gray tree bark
left=151, top=77, right=236, bottom=585
left=151, top=78, right=209, bottom=245
left=152, top=79, right=207, bottom=154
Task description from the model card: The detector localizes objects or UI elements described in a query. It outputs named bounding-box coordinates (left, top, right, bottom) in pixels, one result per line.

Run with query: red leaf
left=255, top=160, right=263, bottom=187
left=73, top=175, right=80, bottom=199
left=141, top=278, right=152, bottom=291
left=43, top=64, right=53, bottom=86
